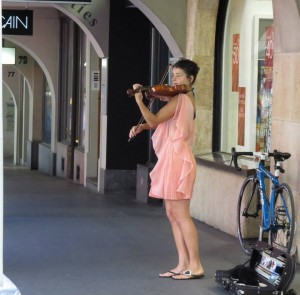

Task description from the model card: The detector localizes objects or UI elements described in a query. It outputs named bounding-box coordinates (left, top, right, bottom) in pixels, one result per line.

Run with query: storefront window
left=220, top=0, right=273, bottom=153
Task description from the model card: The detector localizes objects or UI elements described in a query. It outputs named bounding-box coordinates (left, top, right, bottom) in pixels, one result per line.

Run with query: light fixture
left=2, top=47, right=16, bottom=65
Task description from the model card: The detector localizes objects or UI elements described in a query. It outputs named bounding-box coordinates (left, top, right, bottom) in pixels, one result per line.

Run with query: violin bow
left=128, top=64, right=172, bottom=142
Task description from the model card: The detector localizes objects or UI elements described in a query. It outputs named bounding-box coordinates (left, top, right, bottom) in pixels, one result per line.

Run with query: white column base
left=0, top=275, right=21, bottom=295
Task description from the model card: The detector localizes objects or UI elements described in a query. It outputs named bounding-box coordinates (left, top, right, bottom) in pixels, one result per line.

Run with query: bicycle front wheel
left=271, top=183, right=295, bottom=254
left=237, top=176, right=268, bottom=255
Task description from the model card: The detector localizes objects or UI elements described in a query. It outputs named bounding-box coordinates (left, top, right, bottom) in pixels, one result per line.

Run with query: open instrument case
left=215, top=241, right=297, bottom=295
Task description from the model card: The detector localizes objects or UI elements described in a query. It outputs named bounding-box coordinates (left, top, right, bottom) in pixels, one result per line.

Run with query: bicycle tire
left=237, top=175, right=268, bottom=255
left=271, top=183, right=295, bottom=254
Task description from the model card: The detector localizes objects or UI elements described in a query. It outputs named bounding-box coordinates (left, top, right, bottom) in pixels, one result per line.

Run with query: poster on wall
left=232, top=34, right=240, bottom=92
left=265, top=26, right=274, bottom=67
left=238, top=87, right=245, bottom=146
left=256, top=26, right=274, bottom=152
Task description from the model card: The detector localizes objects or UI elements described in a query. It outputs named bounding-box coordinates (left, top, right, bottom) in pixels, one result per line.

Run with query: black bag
left=215, top=241, right=297, bottom=295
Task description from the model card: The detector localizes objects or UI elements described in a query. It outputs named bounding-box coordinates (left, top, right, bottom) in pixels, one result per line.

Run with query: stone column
left=186, top=0, right=219, bottom=154
left=272, top=0, right=300, bottom=261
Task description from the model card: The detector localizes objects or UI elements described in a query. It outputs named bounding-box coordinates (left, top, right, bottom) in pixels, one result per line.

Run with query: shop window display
left=256, top=22, right=273, bottom=152
left=220, top=0, right=273, bottom=152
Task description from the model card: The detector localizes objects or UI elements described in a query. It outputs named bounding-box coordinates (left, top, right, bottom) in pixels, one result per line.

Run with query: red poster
left=232, top=34, right=240, bottom=92
left=265, top=26, right=274, bottom=67
left=238, top=87, right=245, bottom=146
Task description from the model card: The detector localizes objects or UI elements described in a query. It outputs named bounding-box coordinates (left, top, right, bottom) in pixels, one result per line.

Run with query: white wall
left=4, top=8, right=60, bottom=153
left=2, top=85, right=15, bottom=159
left=85, top=43, right=100, bottom=179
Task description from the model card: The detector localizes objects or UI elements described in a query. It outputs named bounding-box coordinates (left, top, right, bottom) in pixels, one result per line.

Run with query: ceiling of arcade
left=129, top=0, right=187, bottom=57
left=2, top=0, right=187, bottom=58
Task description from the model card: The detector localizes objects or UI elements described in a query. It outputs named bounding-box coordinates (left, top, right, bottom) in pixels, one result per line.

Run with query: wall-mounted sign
left=265, top=26, right=274, bottom=68
left=2, top=10, right=33, bottom=36
left=91, top=71, right=100, bottom=91
left=232, top=34, right=240, bottom=92
left=4, top=0, right=91, bottom=3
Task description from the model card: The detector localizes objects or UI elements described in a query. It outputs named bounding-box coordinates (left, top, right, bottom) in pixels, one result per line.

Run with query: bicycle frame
left=234, top=148, right=294, bottom=254
left=256, top=161, right=292, bottom=234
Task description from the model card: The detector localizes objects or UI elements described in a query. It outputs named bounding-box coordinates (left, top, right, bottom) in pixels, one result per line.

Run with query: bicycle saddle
left=273, top=150, right=291, bottom=160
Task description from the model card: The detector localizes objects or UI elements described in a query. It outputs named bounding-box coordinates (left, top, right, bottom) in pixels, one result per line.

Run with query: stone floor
left=2, top=165, right=299, bottom=295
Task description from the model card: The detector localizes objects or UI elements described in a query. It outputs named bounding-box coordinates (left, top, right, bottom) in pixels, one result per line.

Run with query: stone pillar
left=272, top=0, right=300, bottom=261
left=186, top=0, right=219, bottom=154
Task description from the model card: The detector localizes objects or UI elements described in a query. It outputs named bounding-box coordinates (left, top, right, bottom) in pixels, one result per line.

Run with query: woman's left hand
left=133, top=83, right=143, bottom=104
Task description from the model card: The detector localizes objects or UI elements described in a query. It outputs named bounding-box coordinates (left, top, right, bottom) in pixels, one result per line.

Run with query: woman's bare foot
left=159, top=270, right=180, bottom=278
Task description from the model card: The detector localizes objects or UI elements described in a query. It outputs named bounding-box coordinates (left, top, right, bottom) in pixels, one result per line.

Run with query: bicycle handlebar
left=231, top=147, right=291, bottom=171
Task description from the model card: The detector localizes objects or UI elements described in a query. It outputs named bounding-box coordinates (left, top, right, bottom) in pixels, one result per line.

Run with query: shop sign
left=2, top=10, right=33, bottom=36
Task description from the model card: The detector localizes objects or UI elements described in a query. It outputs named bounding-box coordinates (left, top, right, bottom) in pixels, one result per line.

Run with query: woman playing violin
left=129, top=59, right=205, bottom=280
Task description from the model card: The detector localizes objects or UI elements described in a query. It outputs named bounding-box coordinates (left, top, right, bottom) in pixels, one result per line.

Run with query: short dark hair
left=173, top=59, right=200, bottom=84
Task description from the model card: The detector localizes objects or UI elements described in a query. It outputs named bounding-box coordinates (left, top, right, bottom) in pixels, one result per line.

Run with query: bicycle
left=232, top=148, right=296, bottom=255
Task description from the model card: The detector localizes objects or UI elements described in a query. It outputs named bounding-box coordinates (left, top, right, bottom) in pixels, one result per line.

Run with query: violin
left=127, top=84, right=190, bottom=100
left=128, top=64, right=189, bottom=142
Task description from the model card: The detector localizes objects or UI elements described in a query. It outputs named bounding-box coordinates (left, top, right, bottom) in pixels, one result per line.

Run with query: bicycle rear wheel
left=237, top=176, right=268, bottom=255
left=271, top=183, right=295, bottom=254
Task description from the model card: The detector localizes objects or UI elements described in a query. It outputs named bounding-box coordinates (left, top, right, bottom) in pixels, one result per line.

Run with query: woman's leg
left=159, top=200, right=189, bottom=277
left=171, top=200, right=204, bottom=277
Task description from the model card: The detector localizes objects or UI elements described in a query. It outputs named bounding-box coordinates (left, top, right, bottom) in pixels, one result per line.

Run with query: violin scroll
left=127, top=86, right=150, bottom=97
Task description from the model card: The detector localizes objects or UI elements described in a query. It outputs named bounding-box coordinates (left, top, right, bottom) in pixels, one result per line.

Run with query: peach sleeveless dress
left=149, top=93, right=196, bottom=200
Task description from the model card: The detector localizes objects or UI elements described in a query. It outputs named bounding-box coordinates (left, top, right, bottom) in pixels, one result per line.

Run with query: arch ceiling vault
left=2, top=0, right=185, bottom=57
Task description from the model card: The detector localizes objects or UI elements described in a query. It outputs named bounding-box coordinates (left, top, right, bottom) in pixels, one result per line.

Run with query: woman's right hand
left=129, top=124, right=144, bottom=139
